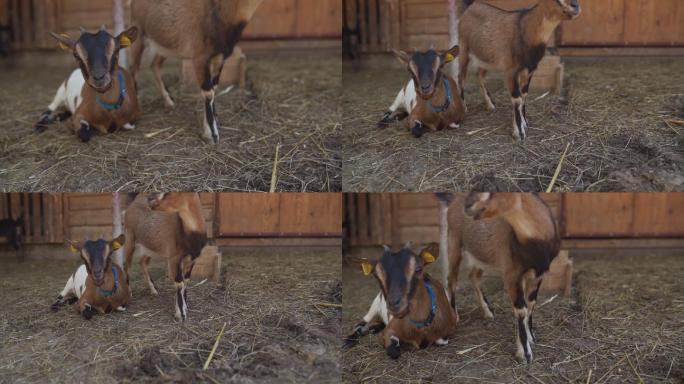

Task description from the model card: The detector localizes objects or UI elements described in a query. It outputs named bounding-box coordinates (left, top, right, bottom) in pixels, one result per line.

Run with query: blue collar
left=96, top=70, right=126, bottom=111
left=411, top=279, right=437, bottom=328
left=429, top=77, right=452, bottom=114
left=97, top=266, right=119, bottom=297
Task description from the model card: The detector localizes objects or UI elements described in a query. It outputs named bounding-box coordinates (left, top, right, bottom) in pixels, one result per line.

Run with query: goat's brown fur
left=457, top=0, right=580, bottom=140
left=129, top=0, right=263, bottom=143
left=439, top=192, right=560, bottom=363
left=77, top=263, right=130, bottom=318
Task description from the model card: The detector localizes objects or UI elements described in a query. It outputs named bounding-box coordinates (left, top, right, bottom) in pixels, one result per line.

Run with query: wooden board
left=243, top=0, right=341, bottom=39
left=217, top=193, right=342, bottom=237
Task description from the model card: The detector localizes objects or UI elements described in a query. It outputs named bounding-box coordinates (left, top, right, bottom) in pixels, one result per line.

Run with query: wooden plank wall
left=0, top=193, right=64, bottom=244
left=64, top=193, right=215, bottom=241
left=217, top=193, right=342, bottom=237
left=344, top=0, right=398, bottom=52
left=6, top=0, right=341, bottom=50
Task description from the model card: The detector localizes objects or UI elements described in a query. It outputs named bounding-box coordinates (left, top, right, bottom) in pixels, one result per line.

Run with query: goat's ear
left=117, top=26, right=138, bottom=48
left=417, top=242, right=439, bottom=264
left=49, top=32, right=75, bottom=51
left=111, top=234, right=125, bottom=251
left=346, top=256, right=377, bottom=276
left=67, top=239, right=81, bottom=254
left=392, top=49, right=411, bottom=65
left=441, top=45, right=460, bottom=64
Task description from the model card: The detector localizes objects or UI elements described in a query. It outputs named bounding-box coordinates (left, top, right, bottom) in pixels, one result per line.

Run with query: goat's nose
left=389, top=297, right=401, bottom=307
left=93, top=74, right=105, bottom=81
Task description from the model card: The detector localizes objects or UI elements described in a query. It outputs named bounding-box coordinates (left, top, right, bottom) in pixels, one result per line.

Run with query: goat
left=378, top=46, right=466, bottom=138
left=0, top=214, right=23, bottom=250
left=34, top=26, right=142, bottom=142
left=123, top=193, right=207, bottom=321
left=344, top=242, right=459, bottom=359
left=457, top=0, right=580, bottom=140
left=51, top=235, right=131, bottom=320
left=129, top=0, right=264, bottom=144
left=437, top=192, right=560, bottom=363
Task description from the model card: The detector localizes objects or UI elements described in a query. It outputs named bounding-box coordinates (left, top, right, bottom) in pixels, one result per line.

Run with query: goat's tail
left=456, top=0, right=475, bottom=18
left=434, top=193, right=454, bottom=287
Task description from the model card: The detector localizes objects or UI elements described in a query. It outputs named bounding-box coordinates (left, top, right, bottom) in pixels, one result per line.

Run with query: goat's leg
left=505, top=69, right=527, bottom=141
left=469, top=267, right=493, bottom=319
left=72, top=118, right=92, bottom=143
left=446, top=235, right=463, bottom=312
left=344, top=292, right=388, bottom=348
left=128, top=30, right=145, bottom=84
left=78, top=297, right=95, bottom=320
left=457, top=47, right=470, bottom=109
left=478, top=68, right=496, bottom=111
left=525, top=276, right=543, bottom=343
left=504, top=271, right=533, bottom=363
left=151, top=54, right=175, bottom=108
left=520, top=70, right=534, bottom=119
left=35, top=80, right=71, bottom=133
left=123, top=232, right=135, bottom=283
left=173, top=257, right=188, bottom=321
left=194, top=54, right=225, bottom=144
left=51, top=273, right=76, bottom=312
left=378, top=81, right=411, bottom=128
left=140, top=255, right=159, bottom=295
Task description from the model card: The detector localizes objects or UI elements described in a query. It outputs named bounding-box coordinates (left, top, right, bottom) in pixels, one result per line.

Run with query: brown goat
left=457, top=0, right=580, bottom=140
left=344, top=243, right=459, bottom=359
left=437, top=192, right=560, bottom=363
left=123, top=193, right=207, bottom=321
left=129, top=0, right=263, bottom=143
left=35, top=26, right=141, bottom=142
left=381, top=46, right=466, bottom=138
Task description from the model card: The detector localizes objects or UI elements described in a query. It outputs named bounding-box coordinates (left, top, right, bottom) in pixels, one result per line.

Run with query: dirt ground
left=0, top=49, right=341, bottom=192
left=342, top=248, right=683, bottom=383
left=0, top=247, right=341, bottom=383
left=342, top=55, right=684, bottom=192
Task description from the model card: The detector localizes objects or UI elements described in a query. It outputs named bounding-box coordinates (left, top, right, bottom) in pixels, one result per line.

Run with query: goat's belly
left=64, top=69, right=85, bottom=113
left=148, top=40, right=186, bottom=59
left=463, top=249, right=499, bottom=275
left=469, top=54, right=499, bottom=72
left=133, top=243, right=164, bottom=260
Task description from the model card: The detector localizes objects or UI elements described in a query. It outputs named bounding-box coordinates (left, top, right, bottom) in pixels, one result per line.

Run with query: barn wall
left=347, top=0, right=684, bottom=52
left=2, top=0, right=341, bottom=51
left=345, top=193, right=684, bottom=249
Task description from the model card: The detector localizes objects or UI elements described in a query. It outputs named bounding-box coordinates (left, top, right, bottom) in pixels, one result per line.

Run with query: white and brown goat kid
left=344, top=243, right=458, bottom=359
left=129, top=0, right=263, bottom=143
left=457, top=0, right=580, bottom=140
left=34, top=26, right=141, bottom=142
left=124, top=193, right=207, bottom=321
left=378, top=46, right=466, bottom=138
left=51, top=235, right=131, bottom=320
left=437, top=192, right=560, bottom=363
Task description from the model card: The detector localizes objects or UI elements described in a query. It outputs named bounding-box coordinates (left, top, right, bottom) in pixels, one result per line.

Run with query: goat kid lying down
left=344, top=242, right=458, bottom=359
left=51, top=235, right=131, bottom=320
left=378, top=46, right=465, bottom=138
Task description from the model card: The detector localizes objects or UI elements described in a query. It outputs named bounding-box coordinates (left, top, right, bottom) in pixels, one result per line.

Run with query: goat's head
left=50, top=26, right=138, bottom=93
left=354, top=242, right=439, bottom=318
left=393, top=46, right=459, bottom=100
left=464, top=192, right=522, bottom=221
left=547, top=0, right=581, bottom=20
left=68, top=234, right=125, bottom=287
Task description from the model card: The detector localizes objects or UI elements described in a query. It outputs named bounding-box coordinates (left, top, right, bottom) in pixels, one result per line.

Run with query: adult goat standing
left=457, top=0, right=580, bottom=140
left=129, top=0, right=264, bottom=143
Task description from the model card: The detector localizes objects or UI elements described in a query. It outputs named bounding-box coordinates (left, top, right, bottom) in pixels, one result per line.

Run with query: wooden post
left=111, top=193, right=124, bottom=266
left=112, top=0, right=127, bottom=67
left=446, top=0, right=459, bottom=78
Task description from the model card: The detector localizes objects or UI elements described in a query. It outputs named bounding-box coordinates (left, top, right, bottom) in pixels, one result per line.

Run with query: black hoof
left=34, top=124, right=48, bottom=133
left=78, top=126, right=91, bottom=142
left=377, top=112, right=392, bottom=129
left=386, top=339, right=401, bottom=359
left=50, top=303, right=60, bottom=312
left=83, top=307, right=93, bottom=320
left=411, top=123, right=424, bottom=138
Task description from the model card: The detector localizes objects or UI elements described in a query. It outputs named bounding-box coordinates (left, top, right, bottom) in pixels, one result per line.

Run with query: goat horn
left=100, top=24, right=107, bottom=31
left=79, top=26, right=86, bottom=33
left=382, top=244, right=391, bottom=253
left=403, top=240, right=413, bottom=249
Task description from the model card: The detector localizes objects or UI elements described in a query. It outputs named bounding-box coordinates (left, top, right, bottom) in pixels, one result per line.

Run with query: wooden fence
left=345, top=193, right=684, bottom=248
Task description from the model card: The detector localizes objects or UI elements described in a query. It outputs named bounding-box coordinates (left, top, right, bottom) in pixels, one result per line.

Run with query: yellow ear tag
left=120, top=35, right=132, bottom=47
left=58, top=34, right=72, bottom=50
left=445, top=53, right=455, bottom=62
left=422, top=251, right=436, bottom=263
left=361, top=261, right=373, bottom=276
left=70, top=245, right=79, bottom=253
left=112, top=241, right=122, bottom=251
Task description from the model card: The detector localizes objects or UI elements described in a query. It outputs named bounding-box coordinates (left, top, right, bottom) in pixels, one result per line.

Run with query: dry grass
left=342, top=249, right=684, bottom=383
left=0, top=248, right=341, bottom=383
left=0, top=50, right=341, bottom=192
left=342, top=55, right=684, bottom=192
